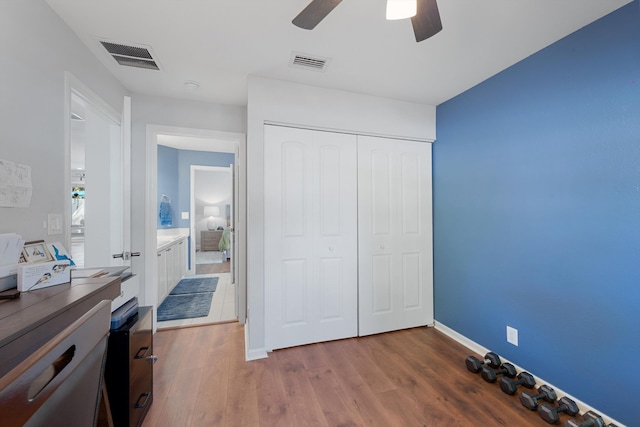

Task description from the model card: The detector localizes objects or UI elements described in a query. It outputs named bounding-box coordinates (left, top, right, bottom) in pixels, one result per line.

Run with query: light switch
left=181, top=211, right=189, bottom=220
left=48, top=213, right=63, bottom=235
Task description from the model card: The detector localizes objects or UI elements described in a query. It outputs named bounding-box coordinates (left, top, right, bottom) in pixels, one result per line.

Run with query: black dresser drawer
left=105, top=306, right=154, bottom=427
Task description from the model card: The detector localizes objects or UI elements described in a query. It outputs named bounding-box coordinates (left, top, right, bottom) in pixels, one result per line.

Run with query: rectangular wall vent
left=290, top=52, right=330, bottom=72
left=99, top=40, right=160, bottom=71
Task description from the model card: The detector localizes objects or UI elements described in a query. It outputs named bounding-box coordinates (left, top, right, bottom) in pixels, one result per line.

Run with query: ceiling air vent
left=100, top=40, right=160, bottom=71
left=289, top=52, right=330, bottom=72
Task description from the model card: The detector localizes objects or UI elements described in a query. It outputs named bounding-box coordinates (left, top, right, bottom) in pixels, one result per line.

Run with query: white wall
left=130, top=94, right=246, bottom=305
left=0, top=0, right=127, bottom=243
left=246, top=76, right=436, bottom=358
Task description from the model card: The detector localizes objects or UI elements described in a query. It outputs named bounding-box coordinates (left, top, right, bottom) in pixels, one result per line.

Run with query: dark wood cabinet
left=105, top=306, right=154, bottom=427
left=0, top=277, right=121, bottom=378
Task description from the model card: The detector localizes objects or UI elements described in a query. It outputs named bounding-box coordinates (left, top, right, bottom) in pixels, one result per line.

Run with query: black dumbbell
left=481, top=362, right=516, bottom=383
left=564, top=411, right=618, bottom=427
left=539, top=396, right=579, bottom=424
left=520, top=385, right=557, bottom=410
left=499, top=371, right=536, bottom=395
left=466, top=352, right=501, bottom=373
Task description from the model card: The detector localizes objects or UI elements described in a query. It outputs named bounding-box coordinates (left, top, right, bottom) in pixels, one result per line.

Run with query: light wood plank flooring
left=142, top=324, right=560, bottom=427
left=196, top=260, right=231, bottom=275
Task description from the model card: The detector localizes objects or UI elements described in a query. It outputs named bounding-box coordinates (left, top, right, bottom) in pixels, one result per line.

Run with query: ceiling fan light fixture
left=386, top=0, right=417, bottom=20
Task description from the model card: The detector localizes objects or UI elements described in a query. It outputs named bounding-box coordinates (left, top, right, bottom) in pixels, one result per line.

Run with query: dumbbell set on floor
left=521, top=388, right=618, bottom=426
left=465, top=351, right=501, bottom=373
left=564, top=410, right=619, bottom=427
left=465, top=353, right=618, bottom=426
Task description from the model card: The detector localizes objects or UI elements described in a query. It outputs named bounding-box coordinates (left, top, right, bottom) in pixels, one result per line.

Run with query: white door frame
left=145, top=125, right=247, bottom=325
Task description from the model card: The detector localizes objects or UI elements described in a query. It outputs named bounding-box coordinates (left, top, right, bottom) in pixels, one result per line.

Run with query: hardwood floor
left=142, top=324, right=560, bottom=427
left=196, top=260, right=230, bottom=275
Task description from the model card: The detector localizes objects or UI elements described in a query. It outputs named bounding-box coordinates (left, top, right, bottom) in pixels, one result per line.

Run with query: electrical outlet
left=507, top=326, right=518, bottom=346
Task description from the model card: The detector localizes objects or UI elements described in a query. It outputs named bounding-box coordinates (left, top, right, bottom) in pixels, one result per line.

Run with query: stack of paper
left=0, top=233, right=24, bottom=280
left=0, top=234, right=24, bottom=267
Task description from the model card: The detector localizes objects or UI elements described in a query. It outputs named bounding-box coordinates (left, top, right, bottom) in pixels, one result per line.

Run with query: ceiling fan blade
left=411, top=0, right=443, bottom=42
left=292, top=0, right=343, bottom=30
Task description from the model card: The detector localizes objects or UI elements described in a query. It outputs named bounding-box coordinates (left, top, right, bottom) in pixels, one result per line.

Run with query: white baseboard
left=244, top=322, right=268, bottom=361
left=434, top=321, right=625, bottom=427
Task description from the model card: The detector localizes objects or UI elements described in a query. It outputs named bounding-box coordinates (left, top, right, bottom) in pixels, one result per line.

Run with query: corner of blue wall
left=433, top=3, right=640, bottom=425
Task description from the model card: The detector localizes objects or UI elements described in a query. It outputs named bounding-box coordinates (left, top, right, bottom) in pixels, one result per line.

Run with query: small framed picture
left=22, top=240, right=53, bottom=263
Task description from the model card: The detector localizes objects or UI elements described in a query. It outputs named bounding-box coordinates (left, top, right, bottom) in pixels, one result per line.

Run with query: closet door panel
left=401, top=253, right=421, bottom=309
left=314, top=130, right=358, bottom=342
left=282, top=142, right=307, bottom=238
left=371, top=150, right=393, bottom=236
left=265, top=125, right=357, bottom=350
left=397, top=143, right=433, bottom=330
left=265, top=127, right=315, bottom=348
left=318, top=257, right=342, bottom=319
left=358, top=135, right=433, bottom=336
left=358, top=142, right=397, bottom=335
left=372, top=254, right=392, bottom=313
left=282, top=259, right=309, bottom=325
left=319, top=145, right=342, bottom=236
left=400, top=153, right=420, bottom=234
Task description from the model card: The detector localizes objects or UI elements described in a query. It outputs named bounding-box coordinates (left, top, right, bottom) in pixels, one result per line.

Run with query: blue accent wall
left=157, top=147, right=234, bottom=270
left=157, top=147, right=234, bottom=229
left=157, top=145, right=179, bottom=228
left=434, top=3, right=640, bottom=425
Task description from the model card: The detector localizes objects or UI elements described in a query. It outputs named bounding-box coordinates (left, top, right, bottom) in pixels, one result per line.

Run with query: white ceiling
left=45, top=0, right=630, bottom=108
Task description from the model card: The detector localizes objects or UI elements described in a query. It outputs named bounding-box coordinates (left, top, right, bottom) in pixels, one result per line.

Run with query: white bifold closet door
left=357, top=135, right=433, bottom=336
left=264, top=125, right=358, bottom=350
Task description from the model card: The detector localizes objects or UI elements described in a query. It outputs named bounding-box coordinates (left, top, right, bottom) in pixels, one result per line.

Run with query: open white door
left=118, top=96, right=135, bottom=263
left=67, top=75, right=138, bottom=310
left=118, top=97, right=133, bottom=262
left=79, top=97, right=123, bottom=268
left=230, top=162, right=238, bottom=317
left=229, top=164, right=235, bottom=284
left=81, top=96, right=134, bottom=268
left=111, top=96, right=141, bottom=310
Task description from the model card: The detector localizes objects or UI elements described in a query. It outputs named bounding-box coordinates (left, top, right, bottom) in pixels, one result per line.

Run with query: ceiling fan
left=292, top=0, right=443, bottom=42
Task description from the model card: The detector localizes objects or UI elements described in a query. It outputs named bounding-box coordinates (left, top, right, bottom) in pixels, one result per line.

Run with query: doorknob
left=112, top=251, right=141, bottom=260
